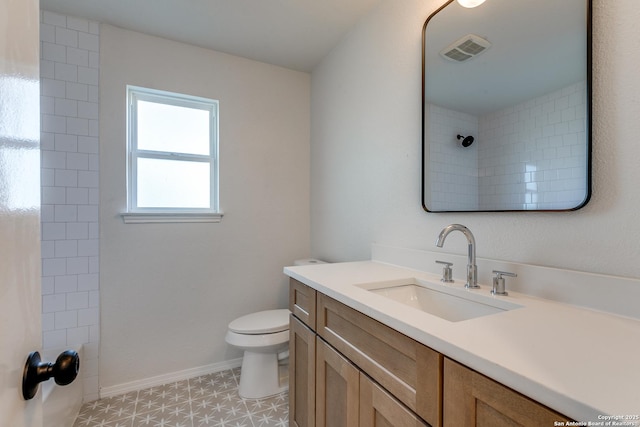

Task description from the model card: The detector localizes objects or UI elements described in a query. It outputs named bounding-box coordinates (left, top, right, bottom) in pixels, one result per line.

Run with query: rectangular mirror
left=422, top=0, right=591, bottom=212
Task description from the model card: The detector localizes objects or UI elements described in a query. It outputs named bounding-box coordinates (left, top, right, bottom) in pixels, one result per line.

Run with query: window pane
left=137, top=100, right=210, bottom=155
left=137, top=158, right=210, bottom=208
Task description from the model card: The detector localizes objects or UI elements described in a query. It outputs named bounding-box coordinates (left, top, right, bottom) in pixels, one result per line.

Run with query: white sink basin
left=359, top=279, right=522, bottom=322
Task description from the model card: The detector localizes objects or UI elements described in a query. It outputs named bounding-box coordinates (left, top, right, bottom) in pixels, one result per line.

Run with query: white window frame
left=122, top=85, right=222, bottom=224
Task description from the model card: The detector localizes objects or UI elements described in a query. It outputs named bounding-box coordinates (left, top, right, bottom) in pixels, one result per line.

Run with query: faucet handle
left=491, top=270, right=517, bottom=296
left=436, top=260, right=454, bottom=283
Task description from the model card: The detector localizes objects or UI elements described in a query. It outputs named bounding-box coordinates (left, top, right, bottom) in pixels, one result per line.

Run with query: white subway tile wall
left=40, top=10, right=100, bottom=402
left=425, top=103, right=479, bottom=211
left=478, top=81, right=587, bottom=210
left=425, top=81, right=587, bottom=211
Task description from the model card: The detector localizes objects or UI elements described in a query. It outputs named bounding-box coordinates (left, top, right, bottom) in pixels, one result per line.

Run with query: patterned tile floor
left=73, top=368, right=288, bottom=427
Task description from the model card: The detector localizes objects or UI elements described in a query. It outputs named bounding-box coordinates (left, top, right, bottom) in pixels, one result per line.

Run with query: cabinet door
left=290, top=315, right=316, bottom=427
left=290, top=278, right=316, bottom=329
left=443, top=358, right=571, bottom=427
left=360, top=375, right=429, bottom=427
left=316, top=338, right=360, bottom=427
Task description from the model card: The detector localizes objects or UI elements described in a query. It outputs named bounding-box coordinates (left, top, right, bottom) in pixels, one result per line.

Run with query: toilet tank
left=293, top=258, right=326, bottom=266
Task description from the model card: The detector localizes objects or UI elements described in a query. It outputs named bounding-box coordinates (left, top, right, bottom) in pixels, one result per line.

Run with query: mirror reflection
left=422, top=0, right=591, bottom=212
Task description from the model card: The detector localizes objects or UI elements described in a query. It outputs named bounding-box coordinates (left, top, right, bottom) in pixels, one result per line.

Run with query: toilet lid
left=228, top=309, right=290, bottom=334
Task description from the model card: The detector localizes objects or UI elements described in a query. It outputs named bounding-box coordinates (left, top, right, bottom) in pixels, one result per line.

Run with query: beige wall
left=100, top=25, right=310, bottom=388
left=310, top=0, right=640, bottom=281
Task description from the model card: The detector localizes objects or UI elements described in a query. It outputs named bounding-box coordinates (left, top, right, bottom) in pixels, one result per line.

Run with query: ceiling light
left=457, top=0, right=487, bottom=8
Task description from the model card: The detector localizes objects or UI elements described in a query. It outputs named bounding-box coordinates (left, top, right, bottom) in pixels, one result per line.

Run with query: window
left=124, top=86, right=221, bottom=223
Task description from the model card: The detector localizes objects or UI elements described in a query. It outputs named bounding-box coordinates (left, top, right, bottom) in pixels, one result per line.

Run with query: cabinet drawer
left=317, top=293, right=442, bottom=427
left=443, top=358, right=571, bottom=426
left=290, top=278, right=317, bottom=329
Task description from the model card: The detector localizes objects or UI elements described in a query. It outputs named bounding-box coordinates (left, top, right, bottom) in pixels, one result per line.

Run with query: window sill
left=121, top=212, right=224, bottom=224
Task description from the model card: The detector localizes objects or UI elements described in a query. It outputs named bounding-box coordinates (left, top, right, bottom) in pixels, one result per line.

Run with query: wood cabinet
left=360, top=374, right=429, bottom=427
left=317, top=293, right=442, bottom=426
left=290, top=278, right=316, bottom=329
left=316, top=335, right=428, bottom=427
left=290, top=315, right=316, bottom=427
left=316, top=338, right=360, bottom=426
left=289, top=278, right=571, bottom=427
left=443, top=358, right=572, bottom=427
left=289, top=279, right=438, bottom=427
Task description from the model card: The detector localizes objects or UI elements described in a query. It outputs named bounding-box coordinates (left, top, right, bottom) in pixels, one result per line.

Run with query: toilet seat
left=228, top=309, right=290, bottom=334
left=225, top=329, right=289, bottom=350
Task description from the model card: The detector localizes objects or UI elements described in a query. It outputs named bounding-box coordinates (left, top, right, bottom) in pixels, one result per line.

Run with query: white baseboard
left=99, top=358, right=243, bottom=399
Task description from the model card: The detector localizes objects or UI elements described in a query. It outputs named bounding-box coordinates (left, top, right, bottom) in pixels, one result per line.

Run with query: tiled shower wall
left=425, top=103, right=478, bottom=211
left=426, top=81, right=587, bottom=211
left=478, top=81, right=587, bottom=210
left=40, top=10, right=100, bottom=402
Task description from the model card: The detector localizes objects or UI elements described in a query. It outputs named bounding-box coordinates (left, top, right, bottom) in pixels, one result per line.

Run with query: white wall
left=40, top=10, right=100, bottom=402
left=100, top=25, right=310, bottom=388
left=310, top=0, right=640, bottom=282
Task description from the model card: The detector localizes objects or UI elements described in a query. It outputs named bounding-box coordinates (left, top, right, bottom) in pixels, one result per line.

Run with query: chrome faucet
left=435, top=224, right=479, bottom=289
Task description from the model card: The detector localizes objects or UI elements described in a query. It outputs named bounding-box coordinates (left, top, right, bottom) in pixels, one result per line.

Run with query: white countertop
left=284, top=260, right=640, bottom=424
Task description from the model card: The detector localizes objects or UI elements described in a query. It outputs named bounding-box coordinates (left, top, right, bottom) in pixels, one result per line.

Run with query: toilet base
left=238, top=351, right=289, bottom=399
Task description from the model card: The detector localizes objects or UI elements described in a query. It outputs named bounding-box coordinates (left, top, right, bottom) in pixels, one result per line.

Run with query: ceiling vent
left=440, top=34, right=491, bottom=62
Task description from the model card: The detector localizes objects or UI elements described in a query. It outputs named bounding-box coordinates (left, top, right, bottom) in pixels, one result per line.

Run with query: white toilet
left=225, top=259, right=326, bottom=399
left=225, top=309, right=291, bottom=399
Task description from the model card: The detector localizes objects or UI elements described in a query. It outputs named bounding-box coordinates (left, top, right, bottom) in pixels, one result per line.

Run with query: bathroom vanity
left=289, top=278, right=568, bottom=426
left=285, top=250, right=640, bottom=426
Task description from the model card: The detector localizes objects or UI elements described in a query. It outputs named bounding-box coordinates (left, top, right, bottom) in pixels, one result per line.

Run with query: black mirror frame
left=421, top=0, right=592, bottom=213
